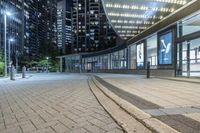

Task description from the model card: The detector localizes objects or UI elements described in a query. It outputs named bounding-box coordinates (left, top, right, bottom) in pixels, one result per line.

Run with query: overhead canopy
left=102, top=0, right=192, bottom=40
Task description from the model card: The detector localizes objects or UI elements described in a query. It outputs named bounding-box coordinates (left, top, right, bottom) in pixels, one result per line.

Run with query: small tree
left=0, top=49, right=4, bottom=76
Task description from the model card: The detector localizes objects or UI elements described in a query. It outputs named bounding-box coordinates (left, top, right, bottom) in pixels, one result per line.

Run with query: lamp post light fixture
left=4, top=11, right=12, bottom=77
left=6, top=11, right=12, bottom=16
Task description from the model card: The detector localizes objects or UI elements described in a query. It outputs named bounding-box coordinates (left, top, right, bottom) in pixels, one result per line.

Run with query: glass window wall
left=177, top=38, right=200, bottom=77
left=119, top=49, right=127, bottom=69
left=92, top=56, right=99, bottom=72
left=178, top=11, right=200, bottom=37
left=136, top=42, right=145, bottom=68
left=130, top=44, right=137, bottom=69
left=86, top=57, right=92, bottom=72
left=102, top=55, right=109, bottom=69
left=65, top=55, right=81, bottom=72
left=189, top=38, right=200, bottom=77
left=147, top=34, right=157, bottom=69
left=111, top=51, right=119, bottom=69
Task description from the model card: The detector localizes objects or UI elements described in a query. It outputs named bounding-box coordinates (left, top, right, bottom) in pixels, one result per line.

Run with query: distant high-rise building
left=0, top=0, right=24, bottom=55
left=57, top=0, right=72, bottom=55
left=1, top=0, right=57, bottom=61
left=23, top=0, right=57, bottom=60
left=72, top=0, right=120, bottom=53
left=23, top=0, right=39, bottom=58
left=38, top=0, right=57, bottom=57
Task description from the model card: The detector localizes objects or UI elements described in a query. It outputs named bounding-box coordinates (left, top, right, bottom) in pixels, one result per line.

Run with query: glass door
left=177, top=41, right=189, bottom=77
left=177, top=38, right=200, bottom=77
left=189, top=38, right=200, bottom=77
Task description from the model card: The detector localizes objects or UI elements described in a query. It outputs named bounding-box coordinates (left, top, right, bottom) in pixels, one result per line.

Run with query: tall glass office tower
left=72, top=0, right=121, bottom=53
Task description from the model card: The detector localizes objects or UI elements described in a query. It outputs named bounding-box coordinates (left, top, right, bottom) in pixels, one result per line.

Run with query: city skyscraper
left=0, top=0, right=24, bottom=55
left=38, top=0, right=57, bottom=58
left=57, top=0, right=73, bottom=55
left=0, top=0, right=25, bottom=71
left=1, top=0, right=57, bottom=61
left=23, top=0, right=39, bottom=58
left=72, top=0, right=120, bottom=53
left=24, top=0, right=57, bottom=60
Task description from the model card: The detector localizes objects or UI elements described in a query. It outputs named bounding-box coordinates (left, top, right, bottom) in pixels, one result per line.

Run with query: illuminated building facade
left=72, top=0, right=120, bottom=53
left=59, top=0, right=200, bottom=78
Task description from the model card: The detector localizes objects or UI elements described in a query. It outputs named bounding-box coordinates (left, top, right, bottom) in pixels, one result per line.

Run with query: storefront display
left=159, top=32, right=173, bottom=65
left=137, top=43, right=144, bottom=67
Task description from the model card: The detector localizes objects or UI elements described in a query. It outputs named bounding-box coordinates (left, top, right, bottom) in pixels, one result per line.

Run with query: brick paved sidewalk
left=0, top=73, right=124, bottom=133
left=95, top=73, right=200, bottom=133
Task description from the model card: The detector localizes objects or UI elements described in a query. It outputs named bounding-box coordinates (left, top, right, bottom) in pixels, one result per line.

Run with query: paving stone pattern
left=0, top=74, right=124, bottom=133
left=95, top=73, right=200, bottom=133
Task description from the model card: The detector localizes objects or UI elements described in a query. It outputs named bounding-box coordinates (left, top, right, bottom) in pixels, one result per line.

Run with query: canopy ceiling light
left=102, top=0, right=192, bottom=40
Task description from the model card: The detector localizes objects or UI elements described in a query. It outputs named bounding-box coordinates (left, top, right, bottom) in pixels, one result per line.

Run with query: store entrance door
left=87, top=61, right=98, bottom=73
left=177, top=38, right=200, bottom=77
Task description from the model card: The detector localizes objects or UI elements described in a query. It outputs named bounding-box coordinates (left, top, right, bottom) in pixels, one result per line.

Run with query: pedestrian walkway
left=0, top=73, right=124, bottom=133
left=95, top=73, right=200, bottom=133
left=157, top=76, right=200, bottom=84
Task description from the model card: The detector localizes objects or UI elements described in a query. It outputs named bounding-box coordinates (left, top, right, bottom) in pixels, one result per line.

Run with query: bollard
left=147, top=61, right=150, bottom=79
left=22, top=66, right=26, bottom=78
left=10, top=65, right=15, bottom=80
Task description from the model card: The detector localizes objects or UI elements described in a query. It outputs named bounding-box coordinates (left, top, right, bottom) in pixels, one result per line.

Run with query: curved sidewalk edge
left=90, top=76, right=180, bottom=133
left=87, top=76, right=151, bottom=133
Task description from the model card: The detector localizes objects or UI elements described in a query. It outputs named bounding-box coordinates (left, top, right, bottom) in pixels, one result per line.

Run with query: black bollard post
left=147, top=61, right=150, bottom=79
left=22, top=66, right=26, bottom=78
left=10, top=65, right=15, bottom=80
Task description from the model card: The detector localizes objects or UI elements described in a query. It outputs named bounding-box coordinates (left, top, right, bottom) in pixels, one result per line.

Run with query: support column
left=187, top=41, right=190, bottom=78
left=178, top=43, right=183, bottom=76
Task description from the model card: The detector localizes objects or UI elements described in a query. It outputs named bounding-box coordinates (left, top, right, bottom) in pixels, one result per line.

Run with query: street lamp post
left=4, top=14, right=7, bottom=77
left=8, top=38, right=14, bottom=72
left=4, top=11, right=12, bottom=77
left=46, top=57, right=49, bottom=73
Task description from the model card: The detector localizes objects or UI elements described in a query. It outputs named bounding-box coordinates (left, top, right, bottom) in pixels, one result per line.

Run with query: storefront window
left=197, top=49, right=200, bottom=63
left=137, top=42, right=144, bottom=68
left=111, top=51, right=119, bottom=69
left=178, top=11, right=200, bottom=37
left=177, top=38, right=200, bottom=77
left=102, top=55, right=108, bottom=69
left=92, top=56, right=99, bottom=71
left=147, top=34, right=157, bottom=69
left=158, top=32, right=173, bottom=65
left=130, top=44, right=137, bottom=69
left=86, top=58, right=92, bottom=72
left=190, top=38, right=200, bottom=76
left=182, top=48, right=187, bottom=64
left=119, top=49, right=127, bottom=69
left=64, top=55, right=81, bottom=72
left=99, top=56, right=102, bottom=69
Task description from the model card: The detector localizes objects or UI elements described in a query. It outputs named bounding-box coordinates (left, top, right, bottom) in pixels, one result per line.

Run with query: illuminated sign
left=137, top=43, right=144, bottom=67
left=159, top=32, right=172, bottom=65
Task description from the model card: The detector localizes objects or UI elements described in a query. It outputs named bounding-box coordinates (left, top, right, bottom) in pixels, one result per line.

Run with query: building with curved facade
left=59, top=0, right=200, bottom=78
